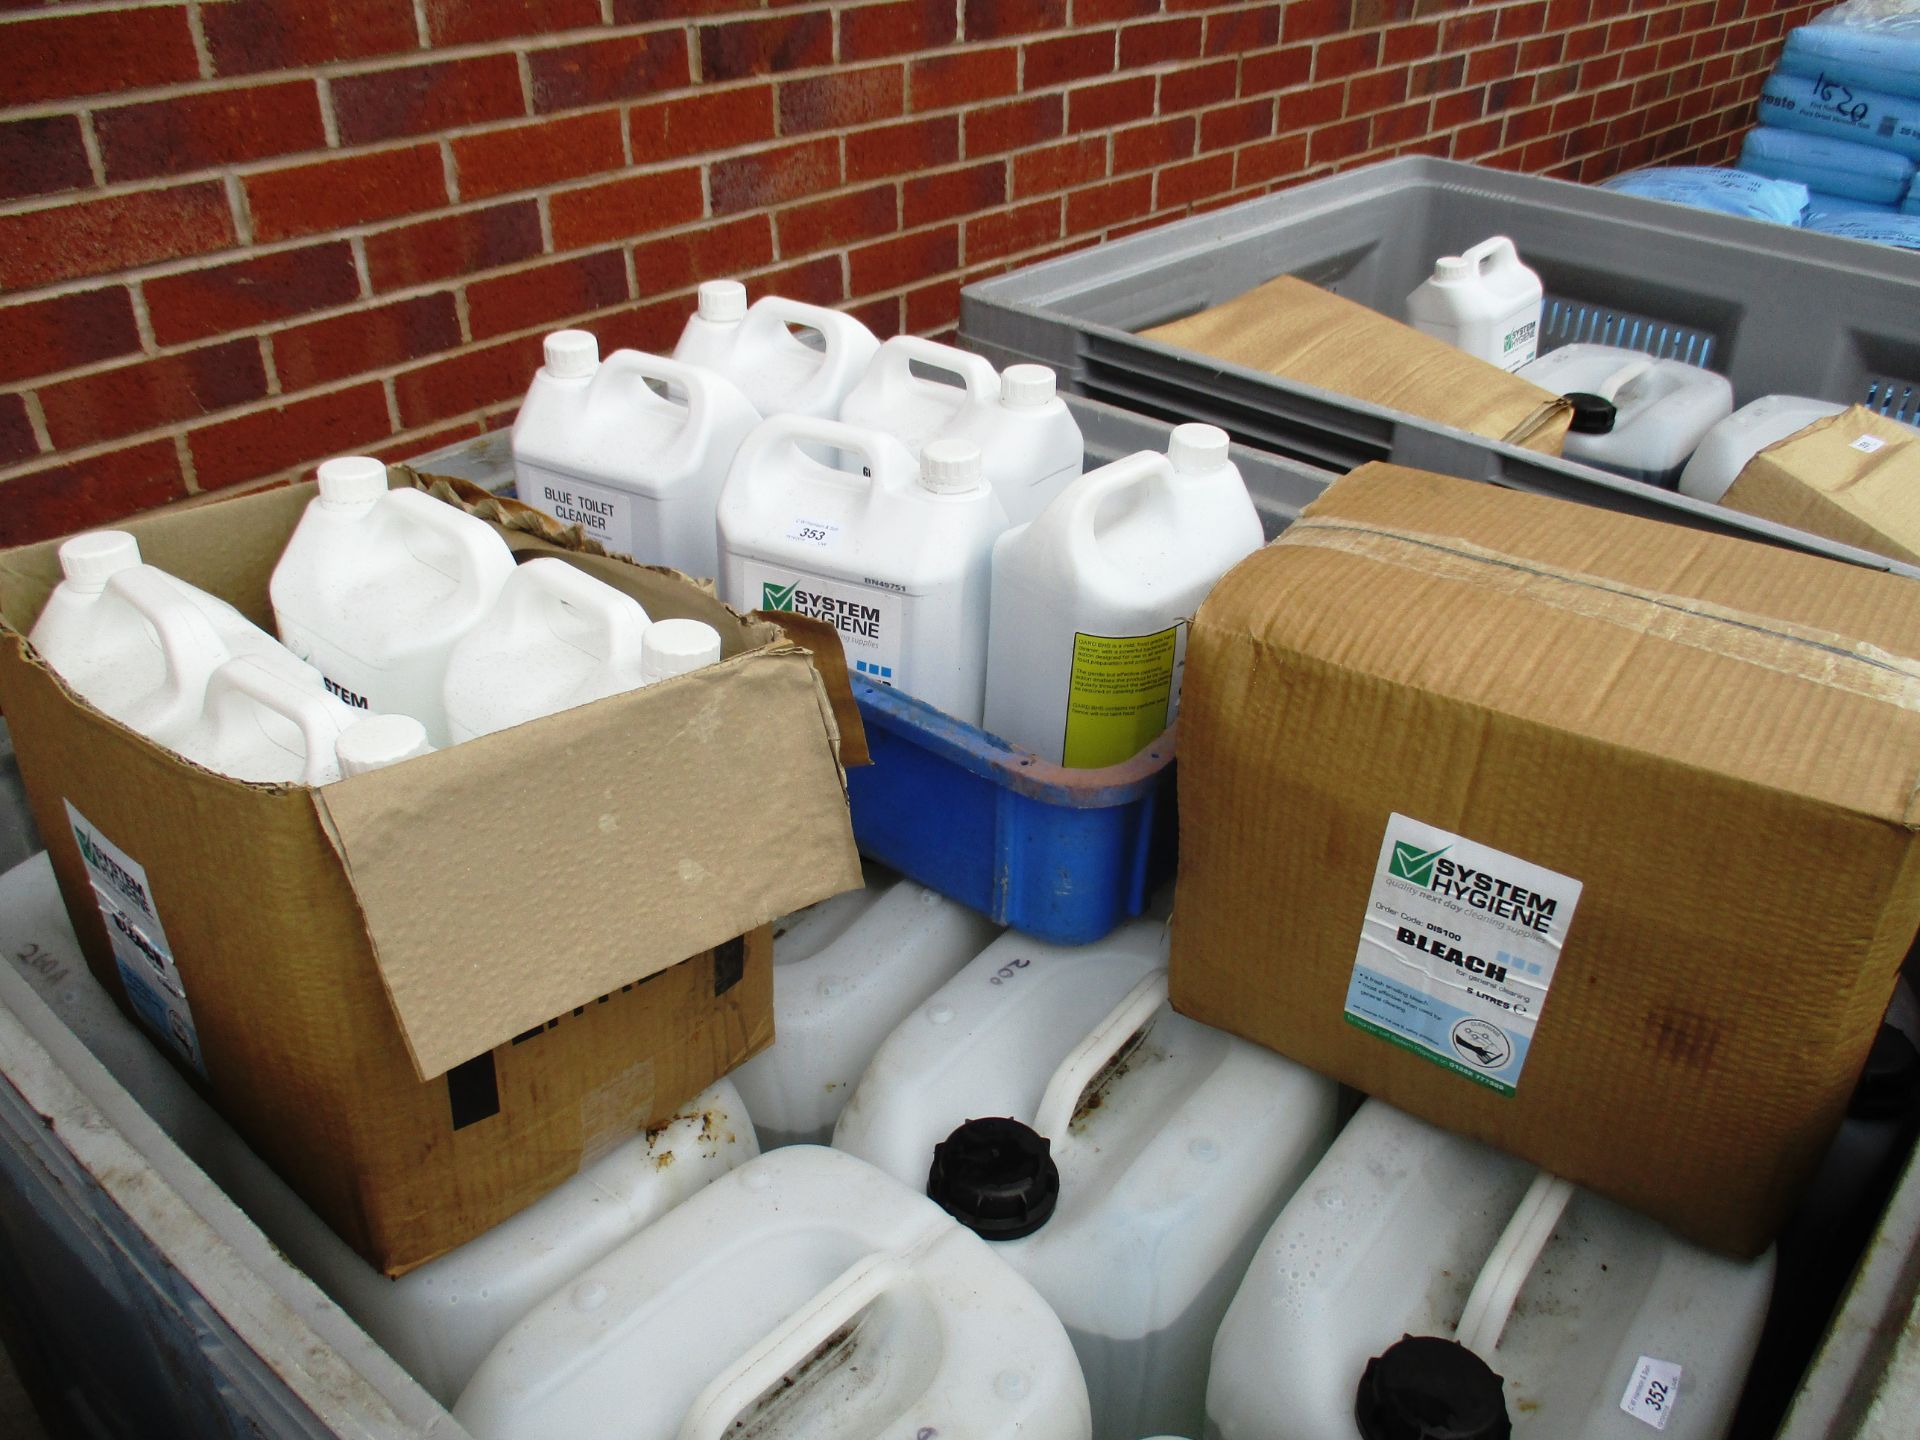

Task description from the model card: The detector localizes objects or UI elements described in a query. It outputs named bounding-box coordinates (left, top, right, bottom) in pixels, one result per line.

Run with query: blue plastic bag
left=1805, top=190, right=1902, bottom=224
left=1760, top=70, right=1920, bottom=160
left=1805, top=212, right=1920, bottom=248
left=1779, top=16, right=1920, bottom=101
left=1598, top=166, right=1809, bottom=225
left=1738, top=125, right=1915, bottom=202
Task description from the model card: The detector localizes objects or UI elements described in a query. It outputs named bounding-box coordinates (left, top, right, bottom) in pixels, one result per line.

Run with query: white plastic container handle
left=866, top=334, right=1002, bottom=404
left=592, top=349, right=722, bottom=434
left=386, top=487, right=517, bottom=613
left=493, top=557, right=650, bottom=671
left=103, top=567, right=231, bottom=729
left=734, top=414, right=917, bottom=502
left=199, top=658, right=349, bottom=787
left=1457, top=236, right=1522, bottom=277
left=1031, top=971, right=1170, bottom=1142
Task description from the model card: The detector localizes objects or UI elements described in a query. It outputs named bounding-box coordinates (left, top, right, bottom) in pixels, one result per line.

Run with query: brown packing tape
left=1275, top=517, right=1920, bottom=717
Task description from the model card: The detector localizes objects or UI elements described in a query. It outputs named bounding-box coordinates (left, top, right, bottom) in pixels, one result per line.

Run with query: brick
left=700, top=10, right=833, bottom=80
left=588, top=296, right=689, bottom=358
left=365, top=202, right=545, bottom=292
left=1451, top=119, right=1504, bottom=159
left=1314, top=31, right=1379, bottom=81
left=905, top=275, right=962, bottom=334
left=454, top=111, right=626, bottom=201
left=332, top=54, right=526, bottom=147
left=425, top=0, right=601, bottom=46
left=847, top=115, right=960, bottom=182
left=903, top=161, right=1006, bottom=228
left=0, top=115, right=92, bottom=203
left=849, top=224, right=958, bottom=293
left=1433, top=87, right=1489, bottom=130
left=965, top=0, right=1065, bottom=40
left=1276, top=80, right=1344, bottom=132
left=1408, top=55, right=1466, bottom=99
left=629, top=214, right=775, bottom=294
left=1069, top=76, right=1155, bottom=131
left=273, top=293, right=463, bottom=391
left=0, top=184, right=234, bottom=291
left=846, top=294, right=901, bottom=338
left=467, top=249, right=630, bottom=340
left=1074, top=0, right=1158, bottom=21
left=0, top=289, right=141, bottom=385
left=1013, top=136, right=1108, bottom=198
left=1241, top=45, right=1312, bottom=95
left=912, top=47, right=1020, bottom=111
left=189, top=384, right=394, bottom=491
left=965, top=197, right=1060, bottom=265
left=1114, top=116, right=1195, bottom=174
left=1467, top=44, right=1518, bottom=87
left=842, top=0, right=959, bottom=61
left=1235, top=132, right=1309, bottom=187
left=145, top=242, right=360, bottom=345
left=628, top=86, right=775, bottom=164
left=0, top=441, right=187, bottom=549
left=205, top=0, right=418, bottom=77
left=1156, top=152, right=1233, bottom=210
left=1348, top=67, right=1410, bottom=115
left=395, top=336, right=547, bottom=428
left=743, top=253, right=845, bottom=307
left=615, top=0, right=754, bottom=17
left=1160, top=59, right=1237, bottom=115
left=1200, top=98, right=1275, bottom=151
left=1518, top=34, right=1566, bottom=71
left=1204, top=6, right=1279, bottom=57
left=245, top=146, right=447, bottom=243
left=550, top=167, right=706, bottom=247
left=1373, top=99, right=1434, bottom=146
left=39, top=340, right=269, bottom=449
left=1309, top=117, right=1372, bottom=165
left=777, top=185, right=899, bottom=256
left=710, top=137, right=839, bottom=214
left=967, top=94, right=1065, bottom=157
left=96, top=83, right=327, bottom=186
left=1535, top=63, right=1582, bottom=104
left=1281, top=0, right=1351, bottom=43
left=1497, top=1, right=1550, bottom=39
left=779, top=66, right=905, bottom=135
left=1119, top=17, right=1203, bottom=68
left=0, top=394, right=37, bottom=468
left=1440, top=9, right=1498, bottom=50
left=1384, top=21, right=1441, bottom=65
left=1025, top=31, right=1116, bottom=89
left=1065, top=174, right=1152, bottom=234
left=1484, top=76, right=1536, bottom=113
left=1, top=7, right=199, bottom=105
left=529, top=32, right=693, bottom=112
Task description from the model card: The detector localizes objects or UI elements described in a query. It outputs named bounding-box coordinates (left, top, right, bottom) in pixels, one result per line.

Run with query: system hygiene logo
left=761, top=579, right=797, bottom=612
left=1388, top=839, right=1450, bottom=887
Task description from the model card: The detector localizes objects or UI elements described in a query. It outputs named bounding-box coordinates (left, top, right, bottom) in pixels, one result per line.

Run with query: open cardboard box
left=1722, top=405, right=1920, bottom=567
left=0, top=470, right=862, bottom=1273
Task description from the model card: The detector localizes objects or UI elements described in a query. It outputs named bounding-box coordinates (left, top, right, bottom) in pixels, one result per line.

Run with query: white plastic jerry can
left=983, top=423, right=1263, bottom=767
left=1404, top=236, right=1546, bottom=372
left=172, top=656, right=364, bottom=785
left=1206, top=1100, right=1776, bottom=1440
left=31, top=531, right=317, bottom=740
left=731, top=864, right=1002, bottom=1150
left=271, top=457, right=516, bottom=746
left=441, top=557, right=651, bottom=743
left=672, top=280, right=882, bottom=421
left=1515, top=344, right=1735, bottom=488
left=1676, top=394, right=1850, bottom=503
left=511, top=330, right=761, bottom=577
left=452, top=1144, right=1094, bottom=1440
left=718, top=420, right=1008, bottom=724
left=832, top=919, right=1342, bottom=1440
left=837, top=340, right=1085, bottom=526
left=0, top=851, right=763, bottom=1407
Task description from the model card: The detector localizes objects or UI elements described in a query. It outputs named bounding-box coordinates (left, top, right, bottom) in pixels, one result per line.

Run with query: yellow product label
left=1062, top=625, right=1180, bottom=768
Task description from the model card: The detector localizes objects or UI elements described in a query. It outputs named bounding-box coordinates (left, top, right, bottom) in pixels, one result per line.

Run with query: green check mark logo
left=1389, top=840, right=1450, bottom=887
left=761, top=580, right=797, bottom=612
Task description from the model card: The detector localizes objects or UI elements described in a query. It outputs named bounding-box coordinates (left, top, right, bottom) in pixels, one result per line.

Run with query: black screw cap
left=926, top=1117, right=1060, bottom=1241
left=1355, top=1334, right=1512, bottom=1440
left=1564, top=391, right=1618, bottom=435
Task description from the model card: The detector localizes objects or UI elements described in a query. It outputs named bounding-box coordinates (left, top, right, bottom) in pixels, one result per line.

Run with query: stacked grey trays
left=961, top=155, right=1920, bottom=580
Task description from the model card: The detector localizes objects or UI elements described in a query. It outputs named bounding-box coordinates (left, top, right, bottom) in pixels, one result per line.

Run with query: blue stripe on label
left=1345, top=964, right=1531, bottom=1087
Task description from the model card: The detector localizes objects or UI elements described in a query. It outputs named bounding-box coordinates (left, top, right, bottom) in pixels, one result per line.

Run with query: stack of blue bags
left=1739, top=0, right=1920, bottom=249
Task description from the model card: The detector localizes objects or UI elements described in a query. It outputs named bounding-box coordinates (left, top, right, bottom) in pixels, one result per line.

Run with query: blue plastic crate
left=845, top=676, right=1175, bottom=945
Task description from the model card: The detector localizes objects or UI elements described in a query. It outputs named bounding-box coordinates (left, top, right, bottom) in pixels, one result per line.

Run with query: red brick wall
left=0, top=0, right=1818, bottom=545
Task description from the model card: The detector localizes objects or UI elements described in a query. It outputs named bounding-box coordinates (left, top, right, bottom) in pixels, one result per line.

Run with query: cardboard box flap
left=1141, top=276, right=1573, bottom=454
left=1723, top=406, right=1920, bottom=565
left=1208, top=463, right=1920, bottom=826
left=317, top=645, right=858, bottom=1080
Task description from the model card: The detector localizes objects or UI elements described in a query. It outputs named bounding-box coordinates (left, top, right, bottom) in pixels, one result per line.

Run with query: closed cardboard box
left=1141, top=275, right=1572, bottom=454
left=0, top=474, right=862, bottom=1273
left=1170, top=463, right=1920, bottom=1255
left=1723, top=405, right=1920, bottom=565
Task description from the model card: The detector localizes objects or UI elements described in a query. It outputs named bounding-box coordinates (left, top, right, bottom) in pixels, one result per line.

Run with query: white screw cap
left=1001, top=363, right=1057, bottom=408
left=543, top=329, right=600, bottom=379
left=1433, top=255, right=1475, bottom=282
left=316, top=456, right=389, bottom=509
left=643, top=618, right=723, bottom=682
left=1169, top=423, right=1230, bottom=475
left=58, top=531, right=140, bottom=591
left=697, top=279, right=748, bottom=323
left=335, top=714, right=433, bottom=778
left=920, top=438, right=984, bottom=495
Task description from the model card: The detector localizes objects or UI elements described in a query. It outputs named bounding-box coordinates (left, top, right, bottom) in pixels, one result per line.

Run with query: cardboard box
left=1723, top=405, right=1920, bottom=565
left=1170, top=462, right=1920, bottom=1255
left=1141, top=275, right=1573, bottom=454
left=0, top=475, right=862, bottom=1273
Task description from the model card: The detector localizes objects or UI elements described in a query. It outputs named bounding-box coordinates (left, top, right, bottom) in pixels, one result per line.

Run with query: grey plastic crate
left=961, top=157, right=1920, bottom=573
